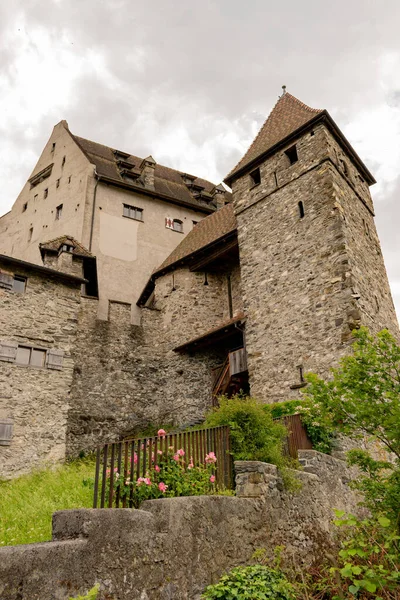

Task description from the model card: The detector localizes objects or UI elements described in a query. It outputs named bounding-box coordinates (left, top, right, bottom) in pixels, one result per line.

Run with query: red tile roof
left=225, top=92, right=322, bottom=183
left=39, top=235, right=93, bottom=258
left=155, top=203, right=237, bottom=274
left=72, top=135, right=230, bottom=213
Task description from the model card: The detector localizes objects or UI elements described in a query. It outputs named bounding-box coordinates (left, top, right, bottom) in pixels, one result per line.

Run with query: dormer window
left=285, top=145, right=298, bottom=165
left=59, top=244, right=74, bottom=254
left=249, top=168, right=261, bottom=187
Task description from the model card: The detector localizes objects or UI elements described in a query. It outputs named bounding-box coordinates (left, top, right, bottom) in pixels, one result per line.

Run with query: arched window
left=173, top=219, right=183, bottom=233
left=298, top=201, right=305, bottom=219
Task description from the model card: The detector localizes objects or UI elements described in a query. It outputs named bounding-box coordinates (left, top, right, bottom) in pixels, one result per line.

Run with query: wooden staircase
left=211, top=348, right=248, bottom=405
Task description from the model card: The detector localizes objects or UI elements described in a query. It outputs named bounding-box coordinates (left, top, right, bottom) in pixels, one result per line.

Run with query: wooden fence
left=279, top=413, right=313, bottom=458
left=93, top=425, right=232, bottom=508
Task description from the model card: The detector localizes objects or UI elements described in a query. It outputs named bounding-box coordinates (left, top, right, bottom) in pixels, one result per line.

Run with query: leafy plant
left=201, top=565, right=295, bottom=600
left=69, top=584, right=99, bottom=599
left=106, top=446, right=219, bottom=508
left=205, top=395, right=293, bottom=463
left=267, top=398, right=336, bottom=454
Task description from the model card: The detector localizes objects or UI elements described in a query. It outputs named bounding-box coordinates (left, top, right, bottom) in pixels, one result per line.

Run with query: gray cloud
left=1, top=0, right=400, bottom=314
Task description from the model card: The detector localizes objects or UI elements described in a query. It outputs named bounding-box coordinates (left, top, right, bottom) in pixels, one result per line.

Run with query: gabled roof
left=156, top=203, right=237, bottom=274
left=224, top=91, right=375, bottom=186
left=39, top=236, right=93, bottom=259
left=226, top=92, right=322, bottom=183
left=71, top=134, right=229, bottom=214
left=137, top=203, right=237, bottom=306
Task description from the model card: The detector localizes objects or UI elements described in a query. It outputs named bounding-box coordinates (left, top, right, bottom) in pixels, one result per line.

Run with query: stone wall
left=232, top=122, right=399, bottom=403
left=0, top=259, right=82, bottom=479
left=0, top=452, right=361, bottom=599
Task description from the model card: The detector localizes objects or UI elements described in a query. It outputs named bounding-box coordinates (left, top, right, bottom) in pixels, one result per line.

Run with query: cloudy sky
left=1, top=0, right=400, bottom=315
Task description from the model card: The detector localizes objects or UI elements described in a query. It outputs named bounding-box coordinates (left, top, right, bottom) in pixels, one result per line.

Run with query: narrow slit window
left=55, top=204, right=63, bottom=220
left=298, top=201, right=305, bottom=219
left=22, top=202, right=28, bottom=213
left=28, top=227, right=33, bottom=242
left=285, top=145, right=298, bottom=165
left=249, top=167, right=261, bottom=187
left=56, top=179, right=60, bottom=188
left=44, top=188, right=48, bottom=199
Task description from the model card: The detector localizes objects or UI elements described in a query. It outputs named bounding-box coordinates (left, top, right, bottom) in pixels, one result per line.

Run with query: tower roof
left=224, top=91, right=375, bottom=187
left=225, top=92, right=322, bottom=184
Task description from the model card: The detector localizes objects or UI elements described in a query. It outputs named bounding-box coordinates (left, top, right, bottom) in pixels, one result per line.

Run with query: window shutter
left=46, top=348, right=64, bottom=370
left=0, top=272, right=13, bottom=290
left=0, top=419, right=13, bottom=446
left=0, top=341, right=18, bottom=362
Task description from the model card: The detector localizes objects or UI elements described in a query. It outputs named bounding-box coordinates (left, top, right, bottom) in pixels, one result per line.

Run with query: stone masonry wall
left=0, top=451, right=361, bottom=599
left=233, top=123, right=399, bottom=403
left=0, top=261, right=81, bottom=479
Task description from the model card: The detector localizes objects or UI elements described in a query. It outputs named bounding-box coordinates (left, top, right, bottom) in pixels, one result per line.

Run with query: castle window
left=340, top=159, right=349, bottom=176
left=51, top=143, right=56, bottom=152
left=56, top=204, right=63, bottom=220
left=68, top=176, right=71, bottom=184
left=28, top=227, right=33, bottom=242
left=192, top=220, right=199, bottom=227
left=249, top=167, right=261, bottom=187
left=56, top=178, right=60, bottom=188
left=173, top=219, right=183, bottom=233
left=298, top=201, right=305, bottom=219
left=44, top=188, right=48, bottom=199
left=285, top=145, right=298, bottom=165
left=123, top=204, right=143, bottom=221
left=34, top=194, right=38, bottom=201
left=62, top=156, right=66, bottom=167
left=16, top=346, right=46, bottom=368
left=12, top=276, right=26, bottom=293
left=22, top=202, right=28, bottom=213
left=0, top=419, right=13, bottom=446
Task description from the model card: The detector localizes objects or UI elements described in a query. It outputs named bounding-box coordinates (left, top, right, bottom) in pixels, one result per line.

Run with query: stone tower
left=225, top=90, right=399, bottom=403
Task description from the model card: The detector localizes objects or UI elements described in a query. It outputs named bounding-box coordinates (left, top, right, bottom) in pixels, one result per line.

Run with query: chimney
left=212, top=184, right=227, bottom=209
left=140, top=155, right=156, bottom=189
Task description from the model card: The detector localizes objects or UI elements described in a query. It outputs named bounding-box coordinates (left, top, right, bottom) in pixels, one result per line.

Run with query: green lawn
left=0, top=458, right=95, bottom=547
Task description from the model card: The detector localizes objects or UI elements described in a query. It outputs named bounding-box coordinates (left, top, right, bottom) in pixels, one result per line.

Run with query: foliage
left=205, top=395, right=293, bottom=471
left=201, top=565, right=295, bottom=600
left=0, top=458, right=95, bottom=546
left=267, top=399, right=336, bottom=454
left=303, top=327, right=400, bottom=530
left=106, top=445, right=219, bottom=508
left=69, top=584, right=99, bottom=600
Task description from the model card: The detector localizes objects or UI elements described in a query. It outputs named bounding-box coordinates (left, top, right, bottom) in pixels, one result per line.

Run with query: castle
left=0, top=90, right=398, bottom=479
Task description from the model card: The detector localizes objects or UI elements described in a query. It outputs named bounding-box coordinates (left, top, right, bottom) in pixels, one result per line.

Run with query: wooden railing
left=93, top=425, right=233, bottom=508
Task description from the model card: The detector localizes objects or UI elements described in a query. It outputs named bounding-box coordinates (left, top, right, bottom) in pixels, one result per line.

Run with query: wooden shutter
left=0, top=341, right=18, bottom=363
left=46, top=348, right=64, bottom=370
left=0, top=420, right=13, bottom=446
left=0, top=272, right=13, bottom=290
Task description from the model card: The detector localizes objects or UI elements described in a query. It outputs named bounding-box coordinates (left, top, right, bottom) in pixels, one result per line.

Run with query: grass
left=0, top=458, right=95, bottom=547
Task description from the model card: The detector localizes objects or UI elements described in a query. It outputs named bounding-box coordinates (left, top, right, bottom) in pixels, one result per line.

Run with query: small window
left=68, top=176, right=71, bottom=184
left=249, top=167, right=261, bottom=187
left=123, top=204, right=143, bottom=221
left=28, top=227, right=33, bottom=242
left=34, top=194, right=38, bottom=201
left=173, top=219, right=183, bottom=233
left=285, top=145, right=298, bottom=165
left=56, top=178, right=60, bottom=188
left=0, top=419, right=13, bottom=446
left=51, top=142, right=56, bottom=152
left=298, top=201, right=305, bottom=219
left=15, top=346, right=46, bottom=368
left=192, top=220, right=199, bottom=227
left=56, top=204, right=63, bottom=220
left=22, top=202, right=28, bottom=213
left=12, top=276, right=26, bottom=293
left=44, top=188, right=48, bottom=199
left=62, top=156, right=66, bottom=167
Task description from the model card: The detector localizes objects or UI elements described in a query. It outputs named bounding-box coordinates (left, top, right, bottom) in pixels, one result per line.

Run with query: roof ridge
left=225, top=92, right=323, bottom=183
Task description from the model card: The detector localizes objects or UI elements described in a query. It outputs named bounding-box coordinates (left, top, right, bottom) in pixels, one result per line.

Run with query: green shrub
left=106, top=445, right=219, bottom=507
left=204, top=395, right=299, bottom=488
left=69, top=584, right=99, bottom=600
left=267, top=398, right=336, bottom=454
left=201, top=565, right=295, bottom=600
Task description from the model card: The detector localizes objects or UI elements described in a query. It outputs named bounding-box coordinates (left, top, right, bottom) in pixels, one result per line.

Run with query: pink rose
left=157, top=450, right=163, bottom=455
left=173, top=454, right=180, bottom=461
left=133, top=453, right=138, bottom=464
left=136, top=477, right=146, bottom=486
left=144, top=477, right=151, bottom=486
left=210, top=475, right=216, bottom=483
left=177, top=448, right=185, bottom=457
left=155, top=465, right=160, bottom=472
left=157, top=429, right=166, bottom=437
left=158, top=482, right=168, bottom=492
left=205, top=452, right=217, bottom=464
